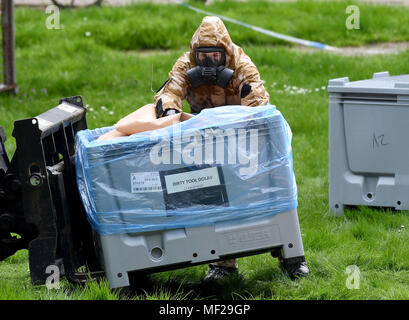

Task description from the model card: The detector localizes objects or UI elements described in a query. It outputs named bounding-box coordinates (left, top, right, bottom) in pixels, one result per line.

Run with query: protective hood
left=189, top=16, right=240, bottom=70
left=152, top=15, right=270, bottom=115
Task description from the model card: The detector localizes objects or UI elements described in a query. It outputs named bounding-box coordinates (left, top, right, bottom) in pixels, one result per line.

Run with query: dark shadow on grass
left=117, top=266, right=292, bottom=300
left=120, top=272, right=250, bottom=300
left=344, top=205, right=408, bottom=221
left=250, top=265, right=289, bottom=283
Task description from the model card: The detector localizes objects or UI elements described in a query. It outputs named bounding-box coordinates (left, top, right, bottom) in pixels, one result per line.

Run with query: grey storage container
left=328, top=71, right=409, bottom=215
left=76, top=105, right=307, bottom=288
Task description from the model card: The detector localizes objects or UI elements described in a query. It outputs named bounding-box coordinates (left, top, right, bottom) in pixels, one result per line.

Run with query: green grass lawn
left=1, top=0, right=409, bottom=300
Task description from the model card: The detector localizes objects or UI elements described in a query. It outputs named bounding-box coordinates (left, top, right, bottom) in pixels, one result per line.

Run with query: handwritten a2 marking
left=373, top=132, right=389, bottom=149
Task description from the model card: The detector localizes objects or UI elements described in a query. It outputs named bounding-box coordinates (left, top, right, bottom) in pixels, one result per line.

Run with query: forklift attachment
left=0, top=96, right=103, bottom=284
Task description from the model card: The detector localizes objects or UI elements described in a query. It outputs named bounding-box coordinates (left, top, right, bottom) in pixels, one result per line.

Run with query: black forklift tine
left=0, top=97, right=103, bottom=285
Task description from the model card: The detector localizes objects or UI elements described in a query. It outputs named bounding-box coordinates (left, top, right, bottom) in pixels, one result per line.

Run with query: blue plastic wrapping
left=75, top=104, right=298, bottom=235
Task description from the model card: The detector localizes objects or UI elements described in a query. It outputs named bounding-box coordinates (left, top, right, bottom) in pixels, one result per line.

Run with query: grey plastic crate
left=76, top=106, right=306, bottom=288
left=329, top=71, right=409, bottom=215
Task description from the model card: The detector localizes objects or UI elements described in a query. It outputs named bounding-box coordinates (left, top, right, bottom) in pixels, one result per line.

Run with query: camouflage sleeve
left=235, top=53, right=270, bottom=107
left=154, top=52, right=191, bottom=116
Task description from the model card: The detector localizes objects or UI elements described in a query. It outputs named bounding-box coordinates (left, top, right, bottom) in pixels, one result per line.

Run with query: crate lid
left=328, top=72, right=409, bottom=95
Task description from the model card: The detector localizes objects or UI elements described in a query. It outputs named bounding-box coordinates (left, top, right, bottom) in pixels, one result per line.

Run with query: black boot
left=279, top=256, right=309, bottom=279
left=204, top=264, right=239, bottom=282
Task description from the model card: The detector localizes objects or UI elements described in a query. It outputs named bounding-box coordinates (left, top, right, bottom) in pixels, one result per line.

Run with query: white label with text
left=131, top=172, right=162, bottom=193
left=164, top=167, right=221, bottom=194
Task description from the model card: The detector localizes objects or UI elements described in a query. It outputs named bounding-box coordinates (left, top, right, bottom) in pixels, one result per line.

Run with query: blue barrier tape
left=176, top=1, right=339, bottom=51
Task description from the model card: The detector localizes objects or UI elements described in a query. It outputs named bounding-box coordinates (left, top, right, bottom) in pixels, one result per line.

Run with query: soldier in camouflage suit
left=154, top=16, right=270, bottom=281
left=154, top=15, right=270, bottom=117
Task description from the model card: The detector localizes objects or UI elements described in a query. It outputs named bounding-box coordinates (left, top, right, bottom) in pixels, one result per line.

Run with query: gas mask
left=187, top=46, right=234, bottom=89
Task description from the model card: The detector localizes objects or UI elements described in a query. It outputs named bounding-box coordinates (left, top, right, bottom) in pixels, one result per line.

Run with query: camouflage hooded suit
left=154, top=16, right=270, bottom=116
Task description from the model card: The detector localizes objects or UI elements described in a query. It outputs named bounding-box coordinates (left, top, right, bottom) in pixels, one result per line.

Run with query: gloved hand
left=155, top=98, right=180, bottom=118
left=162, top=108, right=180, bottom=117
